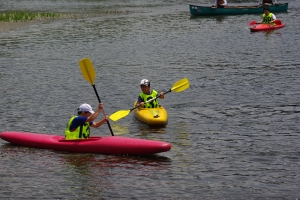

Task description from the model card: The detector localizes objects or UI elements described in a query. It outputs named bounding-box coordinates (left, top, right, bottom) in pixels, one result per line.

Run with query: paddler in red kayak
left=258, top=7, right=277, bottom=25
left=65, top=103, right=108, bottom=139
left=136, top=79, right=164, bottom=108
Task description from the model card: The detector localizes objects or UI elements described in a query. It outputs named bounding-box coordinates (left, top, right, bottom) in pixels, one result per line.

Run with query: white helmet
left=140, top=79, right=150, bottom=86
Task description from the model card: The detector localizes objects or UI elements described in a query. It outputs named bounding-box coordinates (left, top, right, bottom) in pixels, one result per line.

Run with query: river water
left=1, top=0, right=300, bottom=199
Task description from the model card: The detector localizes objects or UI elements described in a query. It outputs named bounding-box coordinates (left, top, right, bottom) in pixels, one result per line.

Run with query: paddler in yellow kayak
left=136, top=79, right=165, bottom=108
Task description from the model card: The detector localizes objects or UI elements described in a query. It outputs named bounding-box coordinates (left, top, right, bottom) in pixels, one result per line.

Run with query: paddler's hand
left=97, top=103, right=104, bottom=110
left=159, top=92, right=164, bottom=99
left=138, top=102, right=145, bottom=108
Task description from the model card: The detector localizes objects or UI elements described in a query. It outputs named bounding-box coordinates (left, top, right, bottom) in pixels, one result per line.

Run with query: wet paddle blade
left=79, top=58, right=96, bottom=85
left=249, top=20, right=257, bottom=26
left=109, top=110, right=131, bottom=121
left=171, top=78, right=189, bottom=93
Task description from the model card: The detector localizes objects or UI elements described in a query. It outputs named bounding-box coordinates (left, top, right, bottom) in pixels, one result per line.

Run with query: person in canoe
left=212, top=0, right=227, bottom=8
left=259, top=0, right=277, bottom=5
left=258, top=7, right=276, bottom=24
left=65, top=103, right=108, bottom=139
left=136, top=79, right=164, bottom=108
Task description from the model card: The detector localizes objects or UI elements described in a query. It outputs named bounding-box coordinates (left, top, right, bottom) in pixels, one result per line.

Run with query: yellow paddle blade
left=109, top=110, right=131, bottom=121
left=171, top=78, right=189, bottom=92
left=79, top=58, right=96, bottom=85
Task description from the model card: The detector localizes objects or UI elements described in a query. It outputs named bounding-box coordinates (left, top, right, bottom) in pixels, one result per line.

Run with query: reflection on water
left=59, top=152, right=172, bottom=168
left=0, top=143, right=172, bottom=199
left=63, top=154, right=97, bottom=175
left=110, top=123, right=131, bottom=135
left=138, top=124, right=167, bottom=135
left=190, top=15, right=227, bottom=22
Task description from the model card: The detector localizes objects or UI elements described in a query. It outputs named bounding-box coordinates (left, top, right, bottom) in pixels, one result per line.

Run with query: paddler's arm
left=86, top=103, right=104, bottom=122
left=271, top=14, right=277, bottom=23
left=91, top=116, right=108, bottom=128
left=212, top=0, right=217, bottom=7
left=136, top=96, right=145, bottom=108
left=136, top=102, right=145, bottom=108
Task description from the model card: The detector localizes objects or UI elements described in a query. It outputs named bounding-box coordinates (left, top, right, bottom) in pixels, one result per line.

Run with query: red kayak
left=0, top=131, right=171, bottom=155
left=249, top=20, right=285, bottom=32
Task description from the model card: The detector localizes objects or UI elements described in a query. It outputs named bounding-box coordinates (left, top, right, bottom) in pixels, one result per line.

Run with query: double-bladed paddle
left=79, top=58, right=114, bottom=136
left=109, top=78, right=190, bottom=121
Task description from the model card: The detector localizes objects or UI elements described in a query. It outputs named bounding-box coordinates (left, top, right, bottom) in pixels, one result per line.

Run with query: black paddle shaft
left=92, top=84, right=114, bottom=136
left=163, top=89, right=172, bottom=95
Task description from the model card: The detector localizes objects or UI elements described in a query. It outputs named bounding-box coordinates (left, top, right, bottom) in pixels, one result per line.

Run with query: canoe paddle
left=78, top=58, right=114, bottom=136
left=109, top=78, right=190, bottom=121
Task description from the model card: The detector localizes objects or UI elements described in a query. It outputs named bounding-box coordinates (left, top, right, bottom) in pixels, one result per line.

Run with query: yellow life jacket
left=139, top=90, right=159, bottom=108
left=65, top=116, right=90, bottom=139
left=262, top=13, right=274, bottom=24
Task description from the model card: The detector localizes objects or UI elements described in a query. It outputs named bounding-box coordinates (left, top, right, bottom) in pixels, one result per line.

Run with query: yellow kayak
left=133, top=101, right=168, bottom=126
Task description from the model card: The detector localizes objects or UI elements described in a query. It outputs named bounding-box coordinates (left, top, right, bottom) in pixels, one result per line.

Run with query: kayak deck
left=0, top=131, right=171, bottom=155
left=133, top=101, right=168, bottom=126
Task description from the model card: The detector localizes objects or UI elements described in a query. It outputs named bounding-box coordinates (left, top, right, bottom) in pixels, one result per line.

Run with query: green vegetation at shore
left=0, top=11, right=59, bottom=22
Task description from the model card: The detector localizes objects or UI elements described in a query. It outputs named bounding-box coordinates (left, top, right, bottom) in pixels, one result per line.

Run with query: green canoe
left=189, top=3, right=288, bottom=16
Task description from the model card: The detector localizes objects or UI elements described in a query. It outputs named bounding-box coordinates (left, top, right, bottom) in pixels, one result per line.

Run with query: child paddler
left=65, top=103, right=108, bottom=139
left=136, top=79, right=164, bottom=108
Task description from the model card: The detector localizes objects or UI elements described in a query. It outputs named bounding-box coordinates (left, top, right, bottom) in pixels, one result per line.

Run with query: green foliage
left=0, top=11, right=59, bottom=22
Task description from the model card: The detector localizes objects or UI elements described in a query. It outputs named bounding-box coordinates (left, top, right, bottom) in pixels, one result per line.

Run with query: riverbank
left=0, top=11, right=130, bottom=33
left=0, top=21, right=37, bottom=33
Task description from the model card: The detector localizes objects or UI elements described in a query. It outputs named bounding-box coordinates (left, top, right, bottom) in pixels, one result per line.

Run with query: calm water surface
left=1, top=0, right=300, bottom=199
